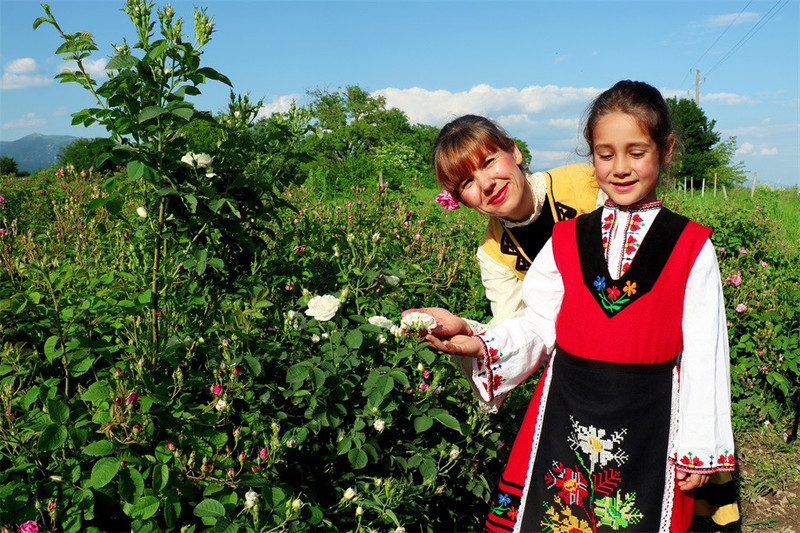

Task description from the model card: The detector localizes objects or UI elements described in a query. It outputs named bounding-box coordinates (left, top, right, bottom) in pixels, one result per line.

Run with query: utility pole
left=695, top=69, right=700, bottom=106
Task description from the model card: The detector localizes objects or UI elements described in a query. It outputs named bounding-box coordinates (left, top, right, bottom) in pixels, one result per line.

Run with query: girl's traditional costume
left=468, top=202, right=736, bottom=533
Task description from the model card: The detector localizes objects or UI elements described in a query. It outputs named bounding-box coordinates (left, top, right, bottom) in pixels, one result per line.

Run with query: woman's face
left=455, top=145, right=533, bottom=221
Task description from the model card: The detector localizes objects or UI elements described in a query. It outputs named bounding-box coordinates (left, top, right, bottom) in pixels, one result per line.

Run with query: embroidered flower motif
left=717, top=452, right=735, bottom=466
left=498, top=493, right=511, bottom=506
left=594, top=492, right=643, bottom=530
left=507, top=506, right=519, bottom=519
left=624, top=235, right=639, bottom=255
left=602, top=213, right=615, bottom=230
left=621, top=262, right=631, bottom=275
left=542, top=497, right=592, bottom=533
left=593, top=276, right=606, bottom=291
left=606, top=286, right=621, bottom=301
left=628, top=213, right=644, bottom=231
left=679, top=453, right=704, bottom=468
left=622, top=281, right=637, bottom=296
left=482, top=374, right=504, bottom=392
left=544, top=463, right=589, bottom=505
left=568, top=417, right=628, bottom=472
left=490, top=493, right=512, bottom=516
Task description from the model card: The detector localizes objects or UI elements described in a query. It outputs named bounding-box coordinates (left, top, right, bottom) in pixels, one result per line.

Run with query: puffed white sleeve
left=671, top=240, right=736, bottom=473
left=468, top=238, right=562, bottom=404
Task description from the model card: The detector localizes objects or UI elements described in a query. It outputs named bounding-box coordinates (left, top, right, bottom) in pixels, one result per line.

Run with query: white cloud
left=59, top=58, right=109, bottom=81
left=2, top=112, right=47, bottom=129
left=374, top=84, right=601, bottom=127
left=708, top=12, right=760, bottom=27
left=547, top=118, right=580, bottom=130
left=256, top=93, right=303, bottom=119
left=0, top=58, right=52, bottom=90
left=703, top=92, right=752, bottom=105
left=532, top=150, right=574, bottom=163
left=758, top=146, right=778, bottom=156
left=736, top=142, right=754, bottom=155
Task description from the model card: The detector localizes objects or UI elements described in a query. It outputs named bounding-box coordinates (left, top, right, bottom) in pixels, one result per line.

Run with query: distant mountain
left=0, top=133, right=80, bottom=173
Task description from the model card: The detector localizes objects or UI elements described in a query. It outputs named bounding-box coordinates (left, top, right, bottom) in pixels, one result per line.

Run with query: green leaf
left=152, top=463, right=169, bottom=493
left=105, top=54, right=139, bottom=70
left=127, top=160, right=145, bottom=181
left=47, top=398, right=69, bottom=424
left=119, top=466, right=145, bottom=503
left=91, top=456, right=120, bottom=488
left=83, top=439, right=114, bottom=457
left=345, top=329, right=363, bottom=349
left=347, top=448, right=368, bottom=469
left=82, top=381, right=111, bottom=403
left=44, top=335, right=59, bottom=364
left=414, top=415, right=433, bottom=433
left=420, top=457, right=437, bottom=481
left=286, top=363, right=308, bottom=384
left=37, top=424, right=67, bottom=452
left=128, top=495, right=160, bottom=520
left=193, top=498, right=226, bottom=518
left=434, top=411, right=463, bottom=434
left=138, top=105, right=166, bottom=123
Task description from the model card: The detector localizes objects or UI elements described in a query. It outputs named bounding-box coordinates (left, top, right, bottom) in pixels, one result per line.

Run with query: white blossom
left=180, top=151, right=214, bottom=169
left=368, top=315, right=394, bottom=329
left=343, top=487, right=356, bottom=501
left=215, top=399, right=227, bottom=411
left=395, top=528, right=406, bottom=533
left=311, top=334, right=321, bottom=343
left=449, top=447, right=460, bottom=460
left=136, top=206, right=147, bottom=218
left=304, top=294, right=341, bottom=321
left=371, top=232, right=381, bottom=241
left=244, top=489, right=258, bottom=509
left=383, top=274, right=400, bottom=286
left=284, top=310, right=307, bottom=330
left=400, top=312, right=437, bottom=334
left=390, top=325, right=403, bottom=338
left=377, top=333, right=387, bottom=344
left=373, top=419, right=385, bottom=432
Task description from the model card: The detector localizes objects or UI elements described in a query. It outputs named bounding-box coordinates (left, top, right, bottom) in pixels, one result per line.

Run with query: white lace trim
left=659, top=365, right=681, bottom=533
left=513, top=351, right=555, bottom=533
left=500, top=172, right=547, bottom=228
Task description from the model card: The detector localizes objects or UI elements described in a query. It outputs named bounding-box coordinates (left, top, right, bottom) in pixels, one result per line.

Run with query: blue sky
left=1, top=0, right=798, bottom=187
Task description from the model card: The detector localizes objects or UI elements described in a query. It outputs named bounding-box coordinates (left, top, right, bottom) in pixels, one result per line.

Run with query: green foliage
left=58, top=138, right=116, bottom=173
left=0, top=156, right=18, bottom=175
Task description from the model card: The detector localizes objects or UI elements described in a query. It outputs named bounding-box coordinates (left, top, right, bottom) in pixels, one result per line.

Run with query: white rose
left=194, top=152, right=213, bottom=169
left=449, top=447, right=460, bottom=460
left=395, top=528, right=406, bottom=533
left=343, top=487, right=356, bottom=501
left=136, top=206, right=147, bottom=218
left=180, top=152, right=196, bottom=166
left=215, top=399, right=227, bottom=411
left=390, top=325, right=403, bottom=338
left=377, top=333, right=387, bottom=345
left=399, top=312, right=437, bottom=334
left=311, top=334, right=321, bottom=343
left=371, top=232, right=380, bottom=241
left=244, top=489, right=258, bottom=509
left=383, top=274, right=400, bottom=286
left=368, top=315, right=394, bottom=329
left=304, top=294, right=341, bottom=321
left=373, top=419, right=385, bottom=432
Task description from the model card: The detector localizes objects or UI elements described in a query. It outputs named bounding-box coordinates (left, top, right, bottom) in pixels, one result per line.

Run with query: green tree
left=666, top=97, right=721, bottom=188
left=0, top=155, right=18, bottom=175
left=58, top=138, right=116, bottom=172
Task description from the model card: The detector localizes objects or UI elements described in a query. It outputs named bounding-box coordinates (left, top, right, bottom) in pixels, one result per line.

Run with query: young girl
left=430, top=81, right=736, bottom=533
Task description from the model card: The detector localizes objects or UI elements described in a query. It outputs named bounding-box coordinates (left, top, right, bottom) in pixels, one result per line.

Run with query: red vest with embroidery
left=552, top=208, right=711, bottom=364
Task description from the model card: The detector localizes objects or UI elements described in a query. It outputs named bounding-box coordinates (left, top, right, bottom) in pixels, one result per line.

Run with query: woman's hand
left=675, top=471, right=710, bottom=491
left=424, top=334, right=483, bottom=358
left=401, top=307, right=472, bottom=338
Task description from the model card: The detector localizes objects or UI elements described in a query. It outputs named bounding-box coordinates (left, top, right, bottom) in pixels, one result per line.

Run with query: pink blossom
left=125, top=392, right=139, bottom=405
left=212, top=383, right=223, bottom=395
left=347, top=215, right=353, bottom=220
left=298, top=210, right=304, bottom=215
left=293, top=218, right=299, bottom=224
left=47, top=500, right=56, bottom=512
left=402, top=221, right=409, bottom=227
left=17, top=521, right=38, bottom=533
left=735, top=303, right=747, bottom=313
left=726, top=274, right=742, bottom=286
left=293, top=245, right=305, bottom=253
left=286, top=283, right=294, bottom=291
left=760, top=261, right=768, bottom=267
left=435, top=190, right=460, bottom=211
left=259, top=447, right=268, bottom=460
left=419, top=382, right=429, bottom=391
left=414, top=233, right=421, bottom=240
left=56, top=168, right=64, bottom=177
left=0, top=228, right=7, bottom=235
left=738, top=248, right=747, bottom=254
left=422, top=369, right=430, bottom=378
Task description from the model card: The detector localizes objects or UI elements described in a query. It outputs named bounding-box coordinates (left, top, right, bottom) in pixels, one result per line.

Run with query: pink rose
left=17, top=521, right=38, bottom=533
left=212, top=383, right=222, bottom=395
left=435, top=190, right=460, bottom=211
left=735, top=303, right=747, bottom=313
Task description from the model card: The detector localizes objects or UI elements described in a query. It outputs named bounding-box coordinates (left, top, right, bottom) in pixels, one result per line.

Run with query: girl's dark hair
left=432, top=115, right=519, bottom=192
left=583, top=80, right=675, bottom=163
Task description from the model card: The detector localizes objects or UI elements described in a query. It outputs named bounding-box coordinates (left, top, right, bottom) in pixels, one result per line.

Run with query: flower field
left=1, top=1, right=798, bottom=530
left=1, top=166, right=798, bottom=531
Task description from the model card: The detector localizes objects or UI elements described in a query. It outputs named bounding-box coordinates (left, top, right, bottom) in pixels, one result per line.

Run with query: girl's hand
left=401, top=307, right=471, bottom=338
left=675, top=470, right=710, bottom=491
left=423, top=334, right=483, bottom=358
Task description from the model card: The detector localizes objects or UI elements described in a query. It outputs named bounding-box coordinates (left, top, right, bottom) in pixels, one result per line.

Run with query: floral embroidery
left=490, top=492, right=512, bottom=516
left=593, top=276, right=606, bottom=291
left=717, top=451, right=735, bottom=467
left=628, top=213, right=644, bottom=231
left=622, top=281, right=637, bottom=296
left=594, top=492, right=643, bottom=530
left=624, top=235, right=638, bottom=255
left=679, top=452, right=704, bottom=468
left=594, top=278, right=633, bottom=313
left=540, top=418, right=639, bottom=531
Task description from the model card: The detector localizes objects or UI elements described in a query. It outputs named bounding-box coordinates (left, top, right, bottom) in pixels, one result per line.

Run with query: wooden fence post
left=751, top=171, right=757, bottom=198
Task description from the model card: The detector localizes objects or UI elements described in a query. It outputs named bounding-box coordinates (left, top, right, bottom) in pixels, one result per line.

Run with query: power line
left=705, top=0, right=790, bottom=77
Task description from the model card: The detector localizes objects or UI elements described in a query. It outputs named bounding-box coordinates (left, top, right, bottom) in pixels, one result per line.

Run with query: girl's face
left=455, top=145, right=532, bottom=221
left=591, top=112, right=673, bottom=208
